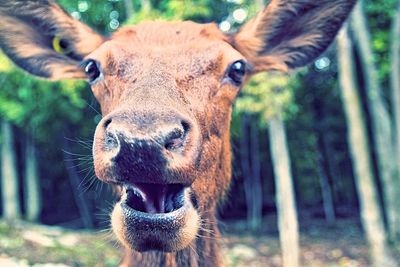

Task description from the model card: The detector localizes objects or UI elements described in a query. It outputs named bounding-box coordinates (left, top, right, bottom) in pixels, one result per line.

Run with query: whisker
left=84, top=100, right=101, bottom=116
left=62, top=149, right=92, bottom=157
left=188, top=243, right=199, bottom=259
left=82, top=174, right=99, bottom=193
left=78, top=169, right=96, bottom=190
left=63, top=156, right=93, bottom=162
left=67, top=160, right=93, bottom=169
left=77, top=164, right=94, bottom=174
left=64, top=136, right=94, bottom=150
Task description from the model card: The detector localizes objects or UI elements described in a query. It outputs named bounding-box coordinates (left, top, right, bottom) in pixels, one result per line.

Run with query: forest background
left=1, top=0, right=400, bottom=266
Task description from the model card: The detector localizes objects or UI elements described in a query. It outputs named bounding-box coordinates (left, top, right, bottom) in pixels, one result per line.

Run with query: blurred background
left=0, top=0, right=400, bottom=266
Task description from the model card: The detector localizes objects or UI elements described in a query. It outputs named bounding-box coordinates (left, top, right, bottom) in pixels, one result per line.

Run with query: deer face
left=90, top=22, right=246, bottom=251
left=0, top=0, right=355, bottom=253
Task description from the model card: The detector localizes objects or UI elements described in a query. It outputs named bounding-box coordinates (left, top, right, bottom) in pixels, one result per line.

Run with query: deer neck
left=120, top=212, right=222, bottom=267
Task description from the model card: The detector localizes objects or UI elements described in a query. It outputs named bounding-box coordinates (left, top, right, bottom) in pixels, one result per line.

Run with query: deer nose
left=104, top=120, right=187, bottom=153
left=101, top=118, right=190, bottom=184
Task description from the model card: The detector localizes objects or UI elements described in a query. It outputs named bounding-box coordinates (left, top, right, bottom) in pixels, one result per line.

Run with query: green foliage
left=1, top=0, right=386, bottom=220
left=0, top=54, right=88, bottom=141
left=59, top=0, right=127, bottom=33
left=235, top=73, right=299, bottom=127
left=125, top=0, right=242, bottom=24
left=366, top=0, right=397, bottom=88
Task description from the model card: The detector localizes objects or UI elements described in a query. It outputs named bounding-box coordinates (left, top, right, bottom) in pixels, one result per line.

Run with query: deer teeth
left=124, top=185, right=145, bottom=201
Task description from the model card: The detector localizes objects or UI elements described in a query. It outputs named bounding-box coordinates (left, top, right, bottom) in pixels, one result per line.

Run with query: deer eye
left=83, top=59, right=101, bottom=83
left=227, top=60, right=246, bottom=85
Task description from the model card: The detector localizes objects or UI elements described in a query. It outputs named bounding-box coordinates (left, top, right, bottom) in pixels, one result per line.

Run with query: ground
left=0, top=218, right=399, bottom=267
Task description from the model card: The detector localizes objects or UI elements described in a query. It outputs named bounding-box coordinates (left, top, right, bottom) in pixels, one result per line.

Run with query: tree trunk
left=313, top=96, right=336, bottom=225
left=268, top=116, right=299, bottom=267
left=140, top=0, right=151, bottom=12
left=24, top=135, right=41, bottom=222
left=351, top=0, right=400, bottom=242
left=124, top=0, right=133, bottom=19
left=316, top=150, right=335, bottom=225
left=1, top=121, right=21, bottom=220
left=240, top=114, right=251, bottom=224
left=321, top=134, right=343, bottom=201
left=62, top=138, right=94, bottom=228
left=240, top=114, right=262, bottom=231
left=249, top=116, right=263, bottom=230
left=390, top=0, right=400, bottom=242
left=337, top=26, right=396, bottom=267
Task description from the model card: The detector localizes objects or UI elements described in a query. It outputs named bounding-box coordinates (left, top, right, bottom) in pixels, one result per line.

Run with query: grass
left=0, top=218, right=399, bottom=266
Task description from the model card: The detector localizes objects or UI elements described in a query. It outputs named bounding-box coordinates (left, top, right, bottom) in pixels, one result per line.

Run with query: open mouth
left=124, top=183, right=185, bottom=214
left=112, top=182, right=199, bottom=252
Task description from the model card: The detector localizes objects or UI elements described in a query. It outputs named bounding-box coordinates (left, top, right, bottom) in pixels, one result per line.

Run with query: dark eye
left=83, top=59, right=101, bottom=83
left=227, top=60, right=246, bottom=85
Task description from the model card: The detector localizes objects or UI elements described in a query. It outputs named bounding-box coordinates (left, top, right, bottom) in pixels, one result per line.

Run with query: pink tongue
left=134, top=183, right=168, bottom=213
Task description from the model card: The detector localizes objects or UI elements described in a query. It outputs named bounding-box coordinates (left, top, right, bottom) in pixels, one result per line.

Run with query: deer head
left=0, top=0, right=355, bottom=259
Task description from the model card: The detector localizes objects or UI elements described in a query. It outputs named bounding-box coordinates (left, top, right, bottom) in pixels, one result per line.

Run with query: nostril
left=105, top=130, right=119, bottom=151
left=164, top=127, right=185, bottom=151
left=106, top=133, right=118, bottom=149
left=102, top=118, right=120, bottom=151
left=163, top=121, right=190, bottom=151
left=181, top=121, right=190, bottom=134
left=103, top=118, right=112, bottom=129
left=170, top=127, right=184, bottom=140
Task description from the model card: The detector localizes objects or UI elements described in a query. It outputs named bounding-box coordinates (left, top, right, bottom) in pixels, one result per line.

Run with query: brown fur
left=0, top=0, right=104, bottom=78
left=0, top=1, right=356, bottom=266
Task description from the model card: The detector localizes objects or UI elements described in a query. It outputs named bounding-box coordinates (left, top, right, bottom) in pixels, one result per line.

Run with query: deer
left=0, top=0, right=356, bottom=266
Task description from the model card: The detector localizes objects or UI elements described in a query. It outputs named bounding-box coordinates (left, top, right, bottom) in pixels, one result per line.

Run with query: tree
left=1, top=120, right=21, bottom=220
left=249, top=117, right=262, bottom=230
left=337, top=25, right=396, bottom=267
left=269, top=115, right=300, bottom=267
left=124, top=0, right=134, bottom=19
left=62, top=138, right=94, bottom=228
left=351, top=0, right=400, bottom=242
left=390, top=0, right=400, bottom=242
left=316, top=142, right=336, bottom=225
left=24, top=134, right=41, bottom=222
left=236, top=69, right=300, bottom=267
left=312, top=93, right=336, bottom=225
left=240, top=113, right=263, bottom=231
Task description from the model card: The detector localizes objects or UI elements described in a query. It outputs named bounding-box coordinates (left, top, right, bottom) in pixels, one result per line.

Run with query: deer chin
left=111, top=186, right=200, bottom=252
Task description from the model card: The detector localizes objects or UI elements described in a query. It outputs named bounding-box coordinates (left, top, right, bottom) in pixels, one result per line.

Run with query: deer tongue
left=125, top=183, right=186, bottom=214
left=134, top=183, right=167, bottom=214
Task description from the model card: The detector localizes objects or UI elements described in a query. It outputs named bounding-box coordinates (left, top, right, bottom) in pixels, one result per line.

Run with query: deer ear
left=232, top=0, right=356, bottom=72
left=0, top=0, right=105, bottom=80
